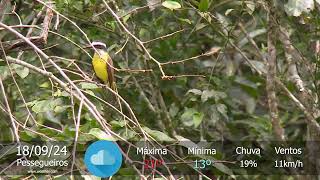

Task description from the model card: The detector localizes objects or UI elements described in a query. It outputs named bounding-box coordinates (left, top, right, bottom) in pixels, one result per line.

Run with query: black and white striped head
left=90, top=41, right=107, bottom=50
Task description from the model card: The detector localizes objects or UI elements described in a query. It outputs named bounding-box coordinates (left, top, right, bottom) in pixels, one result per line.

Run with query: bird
left=86, top=41, right=115, bottom=90
left=86, top=42, right=124, bottom=120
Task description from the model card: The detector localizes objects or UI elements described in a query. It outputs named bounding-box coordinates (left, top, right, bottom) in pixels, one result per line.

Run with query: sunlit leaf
left=187, top=89, right=202, bottom=95
left=110, top=120, right=126, bottom=128
left=13, top=64, right=29, bottom=79
left=201, top=90, right=215, bottom=102
left=201, top=90, right=227, bottom=102
left=162, top=1, right=181, bottom=10
left=193, top=112, right=204, bottom=127
left=88, top=128, right=116, bottom=141
left=54, top=105, right=70, bottom=113
left=181, top=108, right=199, bottom=127
left=143, top=127, right=175, bottom=141
left=79, top=82, right=99, bottom=89
left=285, top=0, right=314, bottom=16
left=31, top=99, right=62, bottom=113
left=39, top=82, right=50, bottom=88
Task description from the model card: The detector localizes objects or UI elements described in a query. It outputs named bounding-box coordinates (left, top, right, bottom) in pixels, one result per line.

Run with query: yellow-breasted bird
left=86, top=42, right=123, bottom=118
left=86, top=41, right=115, bottom=90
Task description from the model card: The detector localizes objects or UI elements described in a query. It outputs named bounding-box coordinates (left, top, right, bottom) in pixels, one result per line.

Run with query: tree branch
left=266, top=8, right=285, bottom=141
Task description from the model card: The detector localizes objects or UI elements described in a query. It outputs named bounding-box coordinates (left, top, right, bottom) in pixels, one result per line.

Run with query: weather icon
left=90, top=150, right=116, bottom=165
left=84, top=140, right=122, bottom=177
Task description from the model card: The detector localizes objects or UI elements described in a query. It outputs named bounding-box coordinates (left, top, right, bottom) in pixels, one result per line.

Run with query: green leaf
left=175, top=135, right=198, bottom=149
left=13, top=64, right=29, bottom=79
left=54, top=105, right=70, bottom=113
left=139, top=28, right=149, bottom=39
left=39, top=82, right=50, bottom=88
left=119, top=128, right=137, bottom=140
left=217, top=104, right=228, bottom=119
left=181, top=108, right=196, bottom=126
left=88, top=128, right=116, bottom=141
left=53, top=90, right=70, bottom=97
left=143, top=127, right=175, bottom=141
left=31, top=99, right=62, bottom=113
left=110, top=120, right=126, bottom=128
left=201, top=90, right=226, bottom=102
left=181, top=108, right=204, bottom=127
left=0, top=66, right=9, bottom=79
left=285, top=0, right=314, bottom=17
left=187, top=89, right=202, bottom=95
left=79, top=82, right=98, bottom=89
left=122, top=14, right=131, bottom=24
left=178, top=18, right=192, bottom=24
left=162, top=1, right=181, bottom=10
left=193, top=112, right=204, bottom=128
left=169, top=103, right=179, bottom=117
left=198, top=0, right=209, bottom=12
left=26, top=100, right=38, bottom=107
left=201, top=90, right=215, bottom=102
left=85, top=90, right=95, bottom=96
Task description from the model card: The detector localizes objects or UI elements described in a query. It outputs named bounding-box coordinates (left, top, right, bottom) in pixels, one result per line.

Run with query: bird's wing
left=106, top=55, right=115, bottom=89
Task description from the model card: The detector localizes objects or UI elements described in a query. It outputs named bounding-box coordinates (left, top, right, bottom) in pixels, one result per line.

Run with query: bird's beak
left=83, top=44, right=93, bottom=49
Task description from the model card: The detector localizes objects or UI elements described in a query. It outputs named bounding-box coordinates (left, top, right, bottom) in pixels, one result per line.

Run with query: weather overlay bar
left=0, top=141, right=318, bottom=176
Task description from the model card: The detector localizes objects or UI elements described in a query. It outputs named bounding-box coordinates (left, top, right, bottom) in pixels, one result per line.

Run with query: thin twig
left=143, top=29, right=186, bottom=44
left=161, top=48, right=220, bottom=65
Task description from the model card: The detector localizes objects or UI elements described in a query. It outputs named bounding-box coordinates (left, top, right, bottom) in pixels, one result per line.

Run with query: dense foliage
left=0, top=0, right=320, bottom=179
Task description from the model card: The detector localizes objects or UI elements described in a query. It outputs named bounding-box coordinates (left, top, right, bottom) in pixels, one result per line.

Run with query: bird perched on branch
left=85, top=41, right=115, bottom=90
left=85, top=41, right=123, bottom=120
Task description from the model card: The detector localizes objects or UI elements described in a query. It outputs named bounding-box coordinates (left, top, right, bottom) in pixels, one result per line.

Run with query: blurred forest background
left=0, top=0, right=320, bottom=179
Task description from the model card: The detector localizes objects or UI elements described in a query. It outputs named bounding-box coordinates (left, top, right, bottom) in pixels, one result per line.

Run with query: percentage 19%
left=240, top=160, right=258, bottom=168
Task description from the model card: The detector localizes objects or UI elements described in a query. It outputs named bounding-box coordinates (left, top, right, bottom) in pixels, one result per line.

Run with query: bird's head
left=91, top=41, right=107, bottom=49
left=84, top=41, right=107, bottom=50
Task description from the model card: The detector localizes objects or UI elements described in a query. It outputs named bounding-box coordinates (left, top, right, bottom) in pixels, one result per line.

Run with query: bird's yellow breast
left=92, top=51, right=110, bottom=83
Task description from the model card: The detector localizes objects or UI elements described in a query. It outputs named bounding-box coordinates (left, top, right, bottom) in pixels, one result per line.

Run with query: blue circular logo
left=84, top=140, right=122, bottom=177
